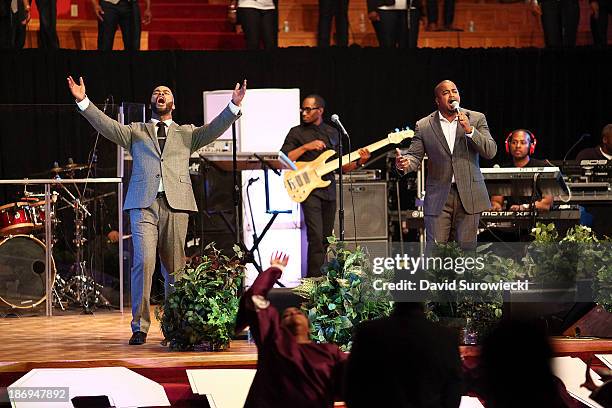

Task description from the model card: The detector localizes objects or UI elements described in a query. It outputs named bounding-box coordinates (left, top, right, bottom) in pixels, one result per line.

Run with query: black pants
left=0, top=6, right=25, bottom=49
left=317, top=0, right=349, bottom=47
left=301, top=195, right=336, bottom=278
left=540, top=0, right=579, bottom=47
left=426, top=0, right=455, bottom=26
left=591, top=0, right=611, bottom=45
left=375, top=9, right=420, bottom=48
left=98, top=0, right=141, bottom=51
left=238, top=7, right=276, bottom=50
left=32, top=0, right=59, bottom=48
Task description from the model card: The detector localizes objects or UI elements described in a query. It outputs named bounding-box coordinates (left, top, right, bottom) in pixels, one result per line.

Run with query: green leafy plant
left=156, top=243, right=245, bottom=351
left=425, top=243, right=514, bottom=340
left=527, top=223, right=612, bottom=312
left=292, top=237, right=393, bottom=351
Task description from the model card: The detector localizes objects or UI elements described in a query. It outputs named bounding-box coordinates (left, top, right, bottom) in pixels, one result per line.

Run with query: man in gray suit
left=67, top=76, right=246, bottom=344
left=396, top=80, right=496, bottom=246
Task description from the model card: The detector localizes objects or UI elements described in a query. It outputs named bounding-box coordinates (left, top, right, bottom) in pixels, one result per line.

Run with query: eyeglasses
left=300, top=107, right=321, bottom=113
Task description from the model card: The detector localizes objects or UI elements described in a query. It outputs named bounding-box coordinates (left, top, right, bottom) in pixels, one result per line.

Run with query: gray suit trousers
left=424, top=184, right=479, bottom=247
left=130, top=195, right=189, bottom=333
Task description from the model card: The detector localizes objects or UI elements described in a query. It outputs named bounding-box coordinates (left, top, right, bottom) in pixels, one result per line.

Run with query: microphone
left=247, top=177, right=259, bottom=186
left=331, top=114, right=348, bottom=136
left=450, top=100, right=460, bottom=113
left=563, top=133, right=591, bottom=161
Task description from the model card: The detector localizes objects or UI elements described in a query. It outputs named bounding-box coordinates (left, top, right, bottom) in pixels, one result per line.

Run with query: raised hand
left=67, top=76, right=86, bottom=102
left=270, top=251, right=289, bottom=270
left=395, top=148, right=409, bottom=172
left=232, top=79, right=247, bottom=106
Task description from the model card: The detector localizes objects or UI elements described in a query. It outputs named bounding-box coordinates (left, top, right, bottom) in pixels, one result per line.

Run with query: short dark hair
left=434, top=80, right=454, bottom=97
left=303, top=94, right=326, bottom=109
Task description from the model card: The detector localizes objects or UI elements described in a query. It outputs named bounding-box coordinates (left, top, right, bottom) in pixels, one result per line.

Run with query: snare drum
left=0, top=202, right=35, bottom=235
left=0, top=235, right=56, bottom=308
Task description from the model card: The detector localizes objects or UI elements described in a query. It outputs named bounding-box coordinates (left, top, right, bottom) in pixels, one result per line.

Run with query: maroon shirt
left=236, top=267, right=347, bottom=408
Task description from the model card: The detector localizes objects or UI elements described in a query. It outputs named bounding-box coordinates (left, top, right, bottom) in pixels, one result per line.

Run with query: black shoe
left=445, top=25, right=463, bottom=32
left=129, top=331, right=147, bottom=345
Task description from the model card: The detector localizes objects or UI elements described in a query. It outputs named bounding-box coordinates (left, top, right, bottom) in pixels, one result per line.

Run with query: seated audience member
left=479, top=319, right=580, bottom=408
left=235, top=251, right=347, bottom=408
left=576, top=123, right=612, bottom=161
left=490, top=129, right=553, bottom=212
left=345, top=302, right=462, bottom=408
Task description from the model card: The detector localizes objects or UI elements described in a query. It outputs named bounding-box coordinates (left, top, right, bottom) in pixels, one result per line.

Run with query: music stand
left=242, top=155, right=292, bottom=285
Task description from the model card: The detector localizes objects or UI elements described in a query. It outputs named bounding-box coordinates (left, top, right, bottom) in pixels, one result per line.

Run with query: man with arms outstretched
left=67, top=76, right=246, bottom=344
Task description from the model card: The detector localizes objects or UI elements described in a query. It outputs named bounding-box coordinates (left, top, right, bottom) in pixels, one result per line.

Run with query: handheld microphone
left=563, top=133, right=591, bottom=161
left=331, top=114, right=349, bottom=136
left=450, top=100, right=460, bottom=113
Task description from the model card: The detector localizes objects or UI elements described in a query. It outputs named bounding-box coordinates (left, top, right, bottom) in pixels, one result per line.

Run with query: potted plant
left=293, top=237, right=394, bottom=351
left=156, top=243, right=245, bottom=351
left=425, top=243, right=515, bottom=343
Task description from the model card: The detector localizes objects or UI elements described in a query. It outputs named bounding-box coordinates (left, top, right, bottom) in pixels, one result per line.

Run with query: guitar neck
left=319, top=138, right=390, bottom=176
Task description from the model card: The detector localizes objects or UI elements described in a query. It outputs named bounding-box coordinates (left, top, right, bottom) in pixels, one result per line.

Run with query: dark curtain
left=0, top=47, right=610, bottom=202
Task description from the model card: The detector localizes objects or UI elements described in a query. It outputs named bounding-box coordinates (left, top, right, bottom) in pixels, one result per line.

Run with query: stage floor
left=0, top=311, right=258, bottom=373
left=0, top=311, right=610, bottom=374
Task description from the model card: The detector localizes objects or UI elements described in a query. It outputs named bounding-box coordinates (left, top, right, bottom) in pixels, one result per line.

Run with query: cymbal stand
left=58, top=182, right=109, bottom=313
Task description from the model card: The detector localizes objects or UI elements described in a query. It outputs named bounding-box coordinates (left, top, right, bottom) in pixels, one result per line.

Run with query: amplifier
left=335, top=182, right=388, bottom=240
left=334, top=169, right=382, bottom=182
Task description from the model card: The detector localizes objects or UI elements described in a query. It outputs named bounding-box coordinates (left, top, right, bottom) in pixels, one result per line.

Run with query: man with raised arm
left=236, top=251, right=347, bottom=407
left=67, top=76, right=246, bottom=345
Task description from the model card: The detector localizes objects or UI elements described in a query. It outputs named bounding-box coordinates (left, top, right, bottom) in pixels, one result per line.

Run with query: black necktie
left=156, top=122, right=167, bottom=152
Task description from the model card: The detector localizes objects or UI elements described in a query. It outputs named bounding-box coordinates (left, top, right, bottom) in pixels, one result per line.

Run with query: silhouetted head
left=480, top=319, right=567, bottom=408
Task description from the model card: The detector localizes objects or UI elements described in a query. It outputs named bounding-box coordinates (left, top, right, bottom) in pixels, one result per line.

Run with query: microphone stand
left=336, top=126, right=345, bottom=242
left=563, top=133, right=590, bottom=162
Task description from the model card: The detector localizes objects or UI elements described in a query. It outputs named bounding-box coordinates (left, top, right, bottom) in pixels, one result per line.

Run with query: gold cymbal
left=49, top=163, right=89, bottom=173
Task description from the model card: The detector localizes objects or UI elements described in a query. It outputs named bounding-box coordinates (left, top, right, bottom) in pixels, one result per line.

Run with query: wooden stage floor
left=0, top=312, right=610, bottom=374
left=0, top=311, right=258, bottom=373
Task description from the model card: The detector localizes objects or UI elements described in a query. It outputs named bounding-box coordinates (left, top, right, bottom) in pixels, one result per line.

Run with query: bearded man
left=67, top=76, right=246, bottom=344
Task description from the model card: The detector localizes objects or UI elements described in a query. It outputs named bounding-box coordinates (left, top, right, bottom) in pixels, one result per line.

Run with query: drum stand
left=60, top=190, right=110, bottom=313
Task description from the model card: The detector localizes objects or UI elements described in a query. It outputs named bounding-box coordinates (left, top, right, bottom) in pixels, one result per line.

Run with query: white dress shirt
left=379, top=0, right=407, bottom=10
left=238, top=0, right=275, bottom=10
left=438, top=111, right=473, bottom=183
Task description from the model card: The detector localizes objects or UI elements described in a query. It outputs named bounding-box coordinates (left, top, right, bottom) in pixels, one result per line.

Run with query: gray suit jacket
left=402, top=109, right=497, bottom=215
left=80, top=102, right=239, bottom=211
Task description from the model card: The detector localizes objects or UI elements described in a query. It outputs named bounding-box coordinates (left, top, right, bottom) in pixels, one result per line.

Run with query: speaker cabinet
left=334, top=182, right=388, bottom=240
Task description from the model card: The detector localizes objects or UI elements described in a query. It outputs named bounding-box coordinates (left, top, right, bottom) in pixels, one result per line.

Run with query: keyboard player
left=490, top=129, right=553, bottom=212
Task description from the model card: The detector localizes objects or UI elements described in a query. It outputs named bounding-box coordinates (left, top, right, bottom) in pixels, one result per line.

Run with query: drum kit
left=0, top=161, right=111, bottom=314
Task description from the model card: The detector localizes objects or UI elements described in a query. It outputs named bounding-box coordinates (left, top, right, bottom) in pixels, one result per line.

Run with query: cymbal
left=50, top=163, right=90, bottom=173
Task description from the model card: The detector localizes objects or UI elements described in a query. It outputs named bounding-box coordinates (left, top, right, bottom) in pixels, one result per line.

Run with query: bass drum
left=0, top=235, right=56, bottom=309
